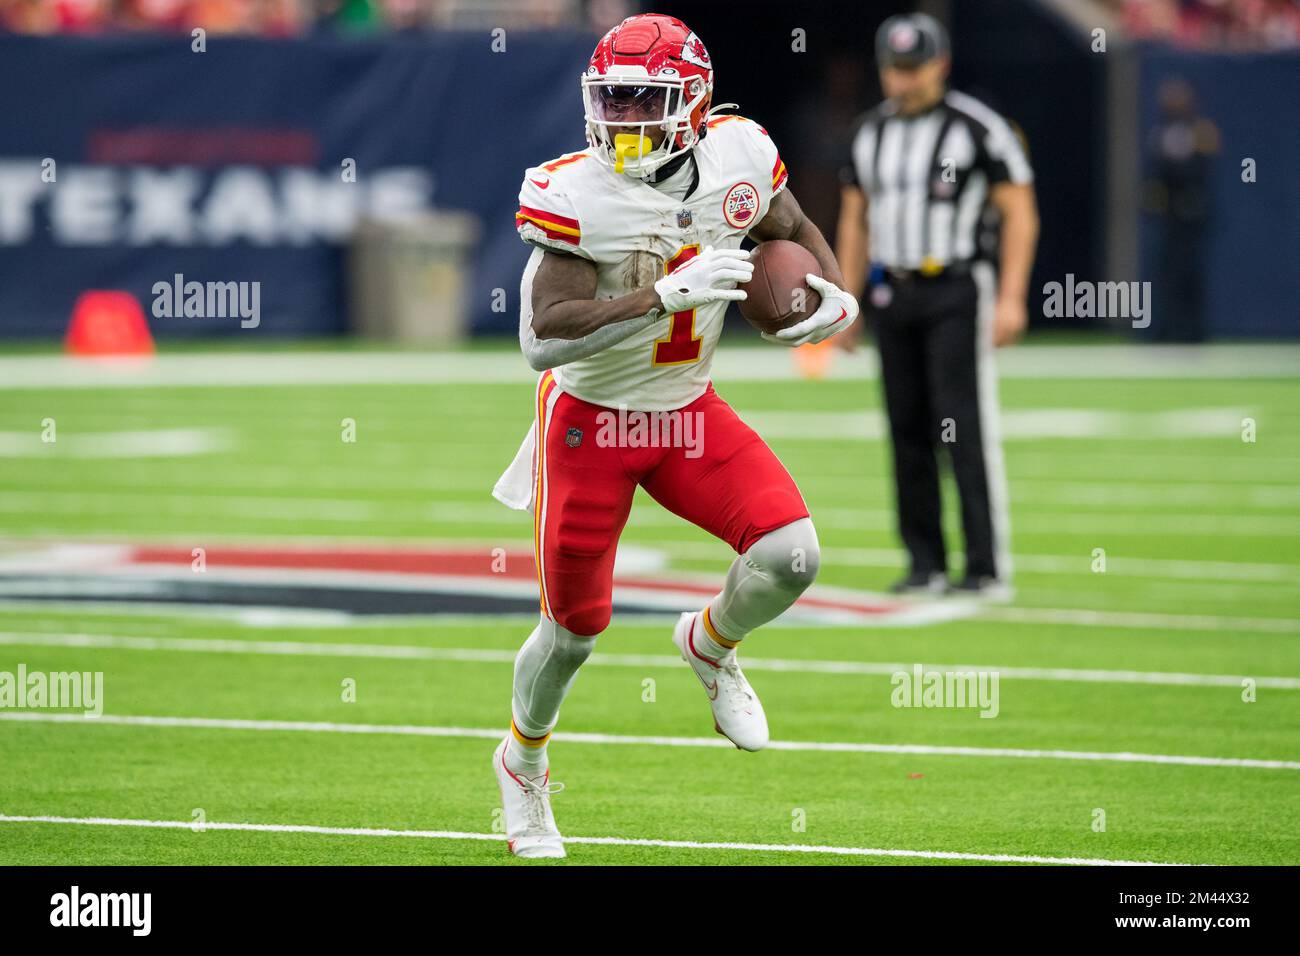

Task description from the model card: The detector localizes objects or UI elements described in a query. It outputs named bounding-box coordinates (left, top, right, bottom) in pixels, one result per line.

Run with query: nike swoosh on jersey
left=530, top=178, right=550, bottom=189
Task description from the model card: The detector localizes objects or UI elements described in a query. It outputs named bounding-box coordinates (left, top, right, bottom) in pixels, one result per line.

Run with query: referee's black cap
left=875, top=13, right=950, bottom=69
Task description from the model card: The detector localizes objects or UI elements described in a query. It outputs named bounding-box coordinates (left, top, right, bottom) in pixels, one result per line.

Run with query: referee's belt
left=883, top=260, right=972, bottom=282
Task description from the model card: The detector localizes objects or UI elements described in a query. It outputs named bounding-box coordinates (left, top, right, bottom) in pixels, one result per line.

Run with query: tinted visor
left=591, top=84, right=673, bottom=123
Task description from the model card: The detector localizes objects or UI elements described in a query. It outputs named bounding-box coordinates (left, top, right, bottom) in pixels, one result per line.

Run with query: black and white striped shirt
left=841, top=89, right=1033, bottom=270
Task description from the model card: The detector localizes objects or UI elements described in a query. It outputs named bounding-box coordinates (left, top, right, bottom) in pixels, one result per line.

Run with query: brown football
left=736, top=239, right=823, bottom=335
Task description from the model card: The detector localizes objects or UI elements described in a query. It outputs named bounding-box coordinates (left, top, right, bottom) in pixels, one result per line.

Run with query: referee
left=835, top=13, right=1039, bottom=598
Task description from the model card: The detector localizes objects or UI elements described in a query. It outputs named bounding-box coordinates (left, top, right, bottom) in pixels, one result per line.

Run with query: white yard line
left=3, top=712, right=1295, bottom=771
left=746, top=408, right=1255, bottom=442
left=0, top=814, right=1184, bottom=866
left=0, top=428, right=231, bottom=459
left=8, top=487, right=1300, bottom=521
left=1, top=630, right=1295, bottom=690
left=981, top=606, right=1300, bottom=634
left=0, top=596, right=1295, bottom=634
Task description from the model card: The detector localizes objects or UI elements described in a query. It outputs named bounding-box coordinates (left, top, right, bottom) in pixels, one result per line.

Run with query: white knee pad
left=746, top=517, right=821, bottom=594
left=538, top=617, right=598, bottom=668
left=511, top=617, right=597, bottom=738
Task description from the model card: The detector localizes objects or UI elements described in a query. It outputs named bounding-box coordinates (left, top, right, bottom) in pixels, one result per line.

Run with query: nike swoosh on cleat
left=684, top=617, right=720, bottom=698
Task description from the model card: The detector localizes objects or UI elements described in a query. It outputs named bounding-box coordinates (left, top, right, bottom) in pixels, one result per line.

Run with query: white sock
left=504, top=617, right=596, bottom=775
left=692, top=607, right=738, bottom=663
left=706, top=518, right=821, bottom=643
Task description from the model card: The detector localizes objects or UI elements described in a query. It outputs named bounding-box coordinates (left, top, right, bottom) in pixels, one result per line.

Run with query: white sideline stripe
left=973, top=261, right=1013, bottom=580
left=3, top=712, right=1296, bottom=771
left=0, top=344, right=1296, bottom=388
left=0, top=814, right=1180, bottom=866
left=2, top=631, right=1296, bottom=690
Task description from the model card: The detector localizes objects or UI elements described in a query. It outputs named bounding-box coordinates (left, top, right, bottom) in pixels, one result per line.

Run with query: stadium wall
left=1138, top=47, right=1300, bottom=338
left=0, top=32, right=596, bottom=339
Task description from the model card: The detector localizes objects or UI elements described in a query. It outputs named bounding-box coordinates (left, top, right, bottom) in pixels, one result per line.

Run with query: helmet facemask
left=582, top=72, right=710, bottom=178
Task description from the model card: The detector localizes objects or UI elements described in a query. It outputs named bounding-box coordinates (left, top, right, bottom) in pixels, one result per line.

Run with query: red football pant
left=532, top=371, right=810, bottom=637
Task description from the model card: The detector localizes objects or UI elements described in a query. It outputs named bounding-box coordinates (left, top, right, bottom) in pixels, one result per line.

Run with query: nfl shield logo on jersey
left=565, top=427, right=583, bottom=448
left=677, top=209, right=693, bottom=229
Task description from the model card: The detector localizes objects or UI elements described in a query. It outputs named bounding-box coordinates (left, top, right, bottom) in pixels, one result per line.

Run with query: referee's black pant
left=870, top=265, right=1006, bottom=581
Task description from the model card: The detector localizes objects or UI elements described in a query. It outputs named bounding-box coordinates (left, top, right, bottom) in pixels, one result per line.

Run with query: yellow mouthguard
left=613, top=133, right=653, bottom=173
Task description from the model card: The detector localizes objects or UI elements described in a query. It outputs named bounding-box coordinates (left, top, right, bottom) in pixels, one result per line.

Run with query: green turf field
left=0, top=344, right=1297, bottom=865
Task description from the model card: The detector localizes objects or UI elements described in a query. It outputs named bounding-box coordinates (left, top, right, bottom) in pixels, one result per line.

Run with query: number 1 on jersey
left=652, top=244, right=704, bottom=366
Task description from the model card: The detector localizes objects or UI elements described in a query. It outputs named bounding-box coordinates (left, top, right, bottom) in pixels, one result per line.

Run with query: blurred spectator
left=0, top=0, right=605, bottom=34
left=1113, top=0, right=1300, bottom=49
left=1143, top=77, right=1219, bottom=342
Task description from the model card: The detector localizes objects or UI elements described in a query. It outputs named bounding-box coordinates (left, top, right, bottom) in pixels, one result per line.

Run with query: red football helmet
left=582, top=13, right=716, bottom=178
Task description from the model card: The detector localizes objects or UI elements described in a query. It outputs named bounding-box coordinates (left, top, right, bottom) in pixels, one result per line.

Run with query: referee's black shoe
left=949, top=575, right=1014, bottom=602
left=889, top=571, right=948, bottom=596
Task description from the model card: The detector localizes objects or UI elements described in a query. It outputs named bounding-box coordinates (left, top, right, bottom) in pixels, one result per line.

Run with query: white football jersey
left=515, top=115, right=789, bottom=412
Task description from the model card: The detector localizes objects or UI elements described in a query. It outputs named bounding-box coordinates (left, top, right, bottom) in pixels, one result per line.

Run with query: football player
left=491, top=12, right=859, bottom=858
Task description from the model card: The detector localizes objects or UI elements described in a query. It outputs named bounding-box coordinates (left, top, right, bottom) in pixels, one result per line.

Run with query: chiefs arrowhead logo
left=681, top=32, right=710, bottom=68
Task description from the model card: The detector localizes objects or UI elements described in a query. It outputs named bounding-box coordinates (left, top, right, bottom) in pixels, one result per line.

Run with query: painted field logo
left=595, top=406, right=704, bottom=459
left=50, top=886, right=151, bottom=936
left=891, top=664, right=999, bottom=718
left=0, top=664, right=103, bottom=717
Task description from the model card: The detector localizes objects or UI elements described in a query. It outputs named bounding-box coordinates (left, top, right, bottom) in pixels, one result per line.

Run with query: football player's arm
left=749, top=188, right=860, bottom=347
left=750, top=188, right=845, bottom=290
left=529, top=250, right=661, bottom=342
left=522, top=246, right=752, bottom=371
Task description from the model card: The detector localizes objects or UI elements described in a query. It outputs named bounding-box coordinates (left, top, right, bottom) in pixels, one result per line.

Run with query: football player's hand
left=761, top=274, right=859, bottom=347
left=654, top=245, right=753, bottom=313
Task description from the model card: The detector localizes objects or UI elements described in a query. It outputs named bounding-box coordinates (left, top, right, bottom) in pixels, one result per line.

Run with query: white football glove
left=761, top=274, right=860, bottom=347
left=654, top=245, right=753, bottom=313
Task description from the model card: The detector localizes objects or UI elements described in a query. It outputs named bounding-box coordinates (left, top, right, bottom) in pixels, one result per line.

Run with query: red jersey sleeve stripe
left=771, top=157, right=788, bottom=190
left=516, top=214, right=580, bottom=245
left=517, top=205, right=580, bottom=232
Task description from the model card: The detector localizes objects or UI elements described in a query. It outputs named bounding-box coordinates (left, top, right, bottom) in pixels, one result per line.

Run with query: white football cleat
left=671, top=611, right=769, bottom=752
left=492, top=737, right=566, bottom=859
